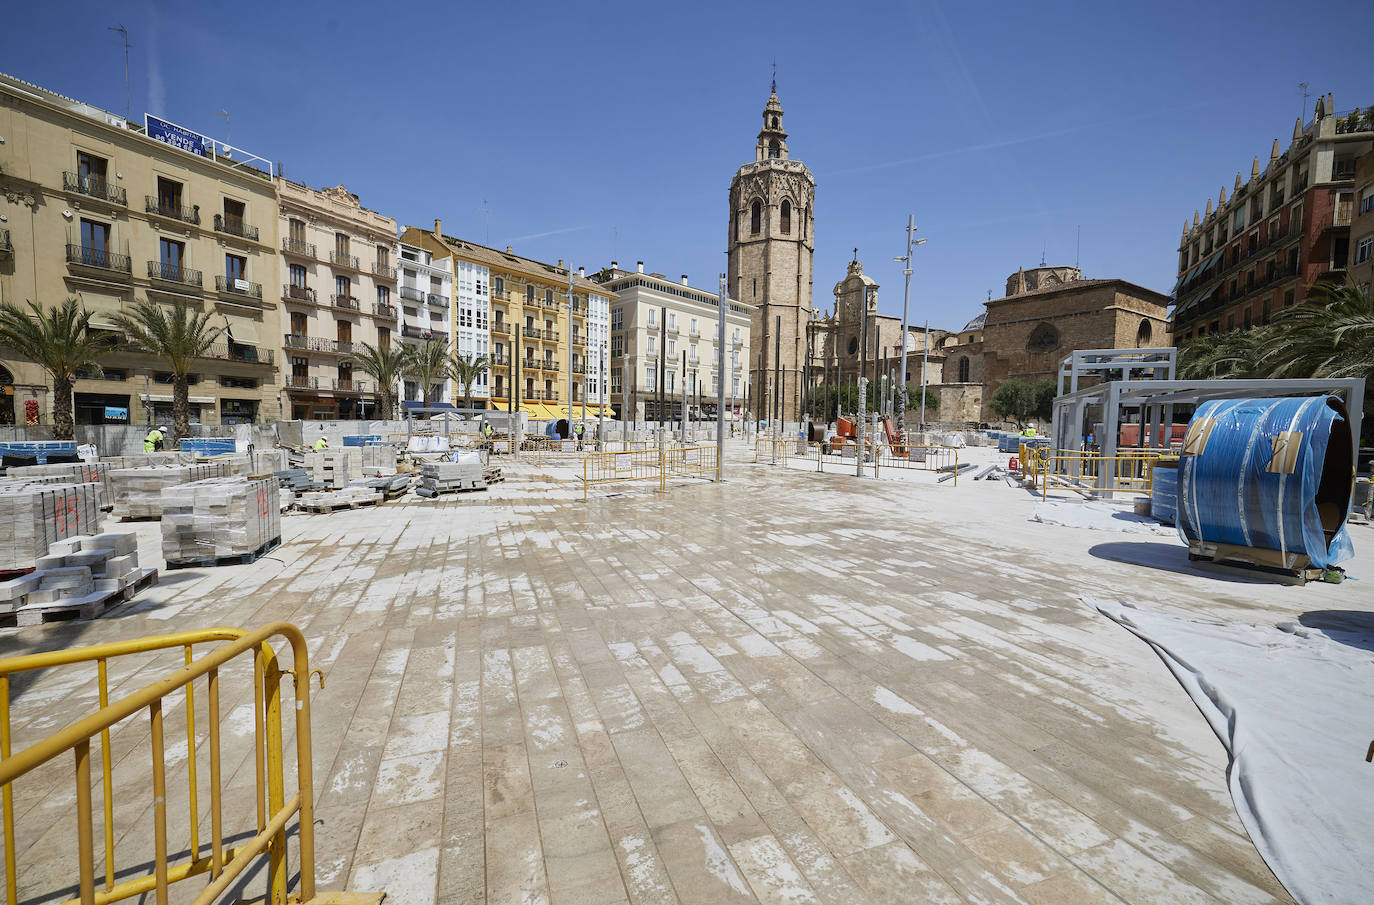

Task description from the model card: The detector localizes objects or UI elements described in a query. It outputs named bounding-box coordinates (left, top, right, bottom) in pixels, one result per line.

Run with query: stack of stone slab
left=305, top=449, right=363, bottom=488
left=251, top=448, right=289, bottom=475
left=350, top=474, right=411, bottom=500
left=360, top=445, right=397, bottom=475
left=3, top=461, right=115, bottom=509
left=101, top=452, right=195, bottom=469
left=0, top=482, right=104, bottom=569
left=109, top=463, right=230, bottom=520
left=0, top=531, right=156, bottom=625
left=415, top=459, right=487, bottom=497
left=298, top=485, right=383, bottom=512
left=161, top=477, right=281, bottom=565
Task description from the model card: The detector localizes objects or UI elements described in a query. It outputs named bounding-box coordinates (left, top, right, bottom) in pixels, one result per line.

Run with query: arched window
left=771, top=115, right=779, bottom=128
left=767, top=139, right=780, bottom=159
left=780, top=200, right=792, bottom=235
left=1135, top=319, right=1153, bottom=347
left=734, top=209, right=740, bottom=239
left=750, top=200, right=762, bottom=235
left=958, top=357, right=970, bottom=382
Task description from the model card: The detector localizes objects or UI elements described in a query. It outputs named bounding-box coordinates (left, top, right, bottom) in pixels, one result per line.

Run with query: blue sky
left=5, top=0, right=1370, bottom=331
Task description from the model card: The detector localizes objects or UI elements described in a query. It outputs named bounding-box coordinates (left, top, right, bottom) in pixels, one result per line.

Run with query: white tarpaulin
left=1091, top=598, right=1374, bottom=905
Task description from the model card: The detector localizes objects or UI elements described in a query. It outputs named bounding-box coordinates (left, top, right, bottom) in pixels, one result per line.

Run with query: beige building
left=0, top=72, right=281, bottom=426
left=727, top=84, right=815, bottom=423
left=595, top=262, right=751, bottom=421
left=276, top=179, right=398, bottom=419
left=401, top=223, right=611, bottom=421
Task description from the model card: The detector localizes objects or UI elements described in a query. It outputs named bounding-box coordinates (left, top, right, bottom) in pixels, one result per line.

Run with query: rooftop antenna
left=213, top=109, right=230, bottom=143
left=1299, top=82, right=1311, bottom=121
left=1040, top=242, right=1046, bottom=267
left=108, top=25, right=130, bottom=120
left=987, top=289, right=992, bottom=301
left=771, top=60, right=776, bottom=94
left=1075, top=225, right=1081, bottom=270
left=480, top=199, right=490, bottom=246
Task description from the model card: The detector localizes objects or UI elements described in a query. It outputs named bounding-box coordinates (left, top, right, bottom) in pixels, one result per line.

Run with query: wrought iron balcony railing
left=399, top=286, right=426, bottom=303
left=201, top=342, right=274, bottom=365
left=332, top=378, right=372, bottom=394
left=374, top=303, right=397, bottom=319
left=372, top=262, right=396, bottom=279
left=284, top=334, right=354, bottom=355
left=492, top=323, right=511, bottom=335
left=285, top=375, right=318, bottom=390
left=330, top=251, right=360, bottom=270
left=0, top=229, right=10, bottom=254
left=147, top=260, right=203, bottom=287
left=332, top=294, right=361, bottom=311
left=63, top=172, right=126, bottom=205
left=213, top=214, right=259, bottom=242
left=66, top=244, right=131, bottom=273
left=144, top=196, right=200, bottom=225
left=283, top=283, right=316, bottom=303
left=215, top=275, right=263, bottom=299
left=282, top=238, right=316, bottom=259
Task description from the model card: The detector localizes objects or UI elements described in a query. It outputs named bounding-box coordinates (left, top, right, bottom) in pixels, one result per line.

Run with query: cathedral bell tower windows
left=750, top=201, right=762, bottom=235
left=780, top=200, right=792, bottom=235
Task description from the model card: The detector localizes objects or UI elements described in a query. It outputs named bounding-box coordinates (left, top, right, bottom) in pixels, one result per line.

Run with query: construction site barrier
left=1035, top=450, right=1166, bottom=500
left=755, top=438, right=961, bottom=484
left=0, top=624, right=372, bottom=905
left=581, top=443, right=718, bottom=500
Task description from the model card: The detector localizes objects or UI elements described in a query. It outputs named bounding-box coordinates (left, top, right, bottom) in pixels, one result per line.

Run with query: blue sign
left=104, top=406, right=129, bottom=420
left=145, top=114, right=210, bottom=158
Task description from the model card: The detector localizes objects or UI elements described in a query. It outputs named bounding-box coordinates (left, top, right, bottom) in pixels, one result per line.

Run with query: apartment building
left=596, top=262, right=752, bottom=421
left=0, top=72, right=280, bottom=425
left=400, top=222, right=611, bottom=418
left=1350, top=147, right=1374, bottom=291
left=1172, top=94, right=1374, bottom=340
left=276, top=179, right=398, bottom=420
left=452, top=255, right=491, bottom=406
left=396, top=241, right=453, bottom=404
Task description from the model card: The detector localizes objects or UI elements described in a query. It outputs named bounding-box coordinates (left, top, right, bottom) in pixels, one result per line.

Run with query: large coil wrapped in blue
left=1177, top=396, right=1355, bottom=569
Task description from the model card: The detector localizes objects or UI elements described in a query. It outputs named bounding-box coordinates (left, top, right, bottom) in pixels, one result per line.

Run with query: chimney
left=578, top=266, right=585, bottom=278
left=557, top=259, right=564, bottom=269
left=610, top=261, right=618, bottom=270
left=681, top=274, right=689, bottom=286
left=506, top=245, right=513, bottom=254
left=433, top=218, right=442, bottom=237
left=636, top=261, right=644, bottom=274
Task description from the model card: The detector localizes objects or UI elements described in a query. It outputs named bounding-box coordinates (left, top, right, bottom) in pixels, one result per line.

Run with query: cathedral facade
left=727, top=87, right=815, bottom=423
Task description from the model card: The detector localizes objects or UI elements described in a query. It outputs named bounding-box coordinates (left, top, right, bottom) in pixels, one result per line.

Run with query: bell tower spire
left=755, top=83, right=789, bottom=162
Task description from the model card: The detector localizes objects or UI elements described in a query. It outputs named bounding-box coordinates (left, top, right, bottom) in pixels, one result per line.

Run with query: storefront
left=220, top=398, right=258, bottom=425
left=74, top=393, right=131, bottom=425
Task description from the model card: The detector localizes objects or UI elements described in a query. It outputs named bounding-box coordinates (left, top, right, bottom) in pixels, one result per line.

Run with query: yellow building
left=399, top=222, right=611, bottom=421
left=0, top=72, right=281, bottom=426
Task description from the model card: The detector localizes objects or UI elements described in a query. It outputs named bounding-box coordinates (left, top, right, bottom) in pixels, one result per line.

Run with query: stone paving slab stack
left=0, top=482, right=104, bottom=570
left=108, top=463, right=231, bottom=520
left=305, top=448, right=363, bottom=488
left=298, top=486, right=383, bottom=511
left=160, top=477, right=281, bottom=564
left=360, top=445, right=397, bottom=474
left=4, top=462, right=114, bottom=509
left=250, top=448, right=289, bottom=475
left=0, top=530, right=154, bottom=622
left=417, top=459, right=486, bottom=494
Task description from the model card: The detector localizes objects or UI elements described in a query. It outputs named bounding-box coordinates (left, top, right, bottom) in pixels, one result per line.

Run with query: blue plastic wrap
left=342, top=435, right=382, bottom=447
left=1177, top=396, right=1355, bottom=569
left=177, top=438, right=236, bottom=456
left=1151, top=464, right=1178, bottom=526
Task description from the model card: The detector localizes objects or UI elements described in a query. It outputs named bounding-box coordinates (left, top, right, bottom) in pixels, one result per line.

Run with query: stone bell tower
left=727, top=81, right=816, bottom=423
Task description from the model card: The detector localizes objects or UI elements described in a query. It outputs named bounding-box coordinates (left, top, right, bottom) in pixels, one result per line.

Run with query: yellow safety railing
left=581, top=444, right=717, bottom=500
left=755, top=438, right=961, bottom=484
left=0, top=623, right=373, bottom=905
left=1037, top=451, right=1165, bottom=500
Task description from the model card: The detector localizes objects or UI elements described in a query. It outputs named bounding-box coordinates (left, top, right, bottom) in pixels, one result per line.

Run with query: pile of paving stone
left=305, top=449, right=363, bottom=488
left=415, top=459, right=487, bottom=497
left=0, top=482, right=104, bottom=569
left=350, top=474, right=411, bottom=500
left=109, top=463, right=231, bottom=520
left=0, top=531, right=156, bottom=625
left=297, top=485, right=382, bottom=512
left=161, top=477, right=281, bottom=565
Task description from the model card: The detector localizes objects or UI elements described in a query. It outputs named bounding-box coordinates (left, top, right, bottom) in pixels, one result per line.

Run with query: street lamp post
left=893, top=214, right=926, bottom=437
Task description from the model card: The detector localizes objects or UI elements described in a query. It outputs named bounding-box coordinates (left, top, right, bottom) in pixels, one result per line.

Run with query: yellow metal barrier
left=581, top=444, right=717, bottom=500
left=755, top=438, right=961, bottom=484
left=0, top=624, right=376, bottom=905
left=1038, top=451, right=1164, bottom=500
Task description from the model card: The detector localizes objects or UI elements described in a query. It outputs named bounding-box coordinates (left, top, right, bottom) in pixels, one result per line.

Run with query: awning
left=89, top=317, right=123, bottom=331
left=226, top=319, right=260, bottom=345
left=146, top=394, right=216, bottom=404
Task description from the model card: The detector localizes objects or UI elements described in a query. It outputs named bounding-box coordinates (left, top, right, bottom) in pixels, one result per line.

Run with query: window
left=667, top=313, right=676, bottom=330
left=378, top=285, right=391, bottom=306
left=611, top=307, right=623, bottom=330
left=667, top=371, right=675, bottom=393
left=290, top=312, right=308, bottom=335
left=156, top=177, right=183, bottom=214
left=690, top=317, right=697, bottom=335
left=526, top=285, right=535, bottom=302
left=290, top=263, right=307, bottom=288
left=648, top=308, right=656, bottom=327
left=335, top=233, right=350, bottom=258
left=76, top=151, right=108, bottom=188
left=957, top=357, right=970, bottom=382
left=545, top=289, right=554, bottom=305
left=767, top=139, right=779, bottom=159
left=1261, top=298, right=1272, bottom=325
left=223, top=199, right=246, bottom=229
left=289, top=219, right=306, bottom=244
left=780, top=199, right=791, bottom=234
left=610, top=368, right=623, bottom=393
left=493, top=277, right=504, bottom=295
left=338, top=321, right=352, bottom=344
left=376, top=245, right=389, bottom=268
left=225, top=253, right=246, bottom=283
left=1135, top=319, right=1153, bottom=348
left=79, top=219, right=110, bottom=264
left=610, top=335, right=623, bottom=357
left=378, top=327, right=390, bottom=349
left=1356, top=235, right=1374, bottom=265
left=1361, top=190, right=1374, bottom=216
left=647, top=336, right=656, bottom=355
left=750, top=200, right=762, bottom=234
left=159, top=238, right=184, bottom=275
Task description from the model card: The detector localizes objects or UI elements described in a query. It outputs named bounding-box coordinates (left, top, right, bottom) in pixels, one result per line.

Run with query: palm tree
left=350, top=342, right=410, bottom=420
left=0, top=298, right=116, bottom=440
left=1176, top=326, right=1278, bottom=380
left=1265, top=280, right=1374, bottom=379
left=449, top=353, right=490, bottom=411
left=110, top=300, right=221, bottom=440
left=404, top=338, right=449, bottom=405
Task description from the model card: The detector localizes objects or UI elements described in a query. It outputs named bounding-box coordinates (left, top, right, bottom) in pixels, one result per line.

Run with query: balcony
left=399, top=286, right=426, bottom=303
left=330, top=251, right=360, bottom=270
left=215, top=275, right=263, bottom=300
left=542, top=331, right=560, bottom=343
left=285, top=375, right=318, bottom=390
left=63, top=172, right=126, bottom=205
left=571, top=334, right=585, bottom=346
left=201, top=342, right=274, bottom=366
left=665, top=323, right=679, bottom=335
left=0, top=229, right=9, bottom=255
left=492, top=323, right=510, bottom=336
left=400, top=324, right=447, bottom=342
left=571, top=361, right=588, bottom=375
left=427, top=293, right=449, bottom=307
left=213, top=214, right=259, bottom=242
left=333, top=378, right=372, bottom=394
left=283, top=284, right=317, bottom=304
left=282, top=238, right=316, bottom=259
left=491, top=355, right=511, bottom=368
left=374, top=302, right=397, bottom=319
left=284, top=334, right=354, bottom=355
left=540, top=360, right=560, bottom=373
left=372, top=262, right=397, bottom=280
left=333, top=294, right=361, bottom=311
left=146, top=260, right=203, bottom=288
left=144, top=196, right=200, bottom=225
left=66, top=244, right=131, bottom=275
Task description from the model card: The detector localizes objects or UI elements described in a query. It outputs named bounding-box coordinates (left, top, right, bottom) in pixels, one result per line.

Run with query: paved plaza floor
left=4, top=440, right=1371, bottom=905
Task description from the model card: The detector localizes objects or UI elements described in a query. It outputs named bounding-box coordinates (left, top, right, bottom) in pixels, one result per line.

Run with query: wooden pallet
left=1186, top=541, right=1343, bottom=585
left=0, top=568, right=159, bottom=628
left=298, top=497, right=381, bottom=513
left=166, top=536, right=282, bottom=570
left=414, top=483, right=488, bottom=498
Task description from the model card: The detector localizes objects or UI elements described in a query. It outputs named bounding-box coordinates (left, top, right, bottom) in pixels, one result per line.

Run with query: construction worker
left=575, top=421, right=585, bottom=450
left=313, top=436, right=329, bottom=451
left=143, top=426, right=164, bottom=453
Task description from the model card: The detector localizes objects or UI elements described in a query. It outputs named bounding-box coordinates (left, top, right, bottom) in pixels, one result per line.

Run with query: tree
left=404, top=338, right=449, bottom=404
left=1176, top=326, right=1278, bottom=380
left=1265, top=280, right=1374, bottom=380
left=351, top=342, right=410, bottom=420
left=989, top=377, right=1055, bottom=428
left=448, top=353, right=491, bottom=411
left=110, top=301, right=221, bottom=440
left=804, top=382, right=939, bottom=423
left=0, top=298, right=115, bottom=440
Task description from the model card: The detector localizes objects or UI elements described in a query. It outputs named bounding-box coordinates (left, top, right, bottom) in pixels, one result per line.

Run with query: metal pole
left=658, top=306, right=666, bottom=454
left=598, top=341, right=606, bottom=450
left=513, top=325, right=522, bottom=460
left=920, top=318, right=930, bottom=434
left=858, top=289, right=869, bottom=477
left=773, top=315, right=781, bottom=444
left=680, top=350, right=688, bottom=444
left=716, top=273, right=726, bottom=481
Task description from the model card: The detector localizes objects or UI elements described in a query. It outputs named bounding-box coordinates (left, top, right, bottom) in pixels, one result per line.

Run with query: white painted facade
left=454, top=258, right=491, bottom=401
left=398, top=242, right=452, bottom=402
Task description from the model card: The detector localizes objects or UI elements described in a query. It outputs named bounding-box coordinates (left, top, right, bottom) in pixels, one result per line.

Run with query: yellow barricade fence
left=0, top=623, right=374, bottom=905
left=1038, top=451, right=1165, bottom=500
left=755, top=438, right=962, bottom=484
left=581, top=444, right=718, bottom=500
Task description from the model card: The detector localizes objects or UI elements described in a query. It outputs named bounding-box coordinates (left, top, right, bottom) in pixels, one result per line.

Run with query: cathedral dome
left=962, top=312, right=986, bottom=332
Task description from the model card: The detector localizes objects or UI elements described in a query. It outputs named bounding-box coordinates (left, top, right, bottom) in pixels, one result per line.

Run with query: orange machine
left=881, top=415, right=906, bottom=457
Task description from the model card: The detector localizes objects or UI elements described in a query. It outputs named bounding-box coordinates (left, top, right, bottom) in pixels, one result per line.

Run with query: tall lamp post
left=892, top=214, right=926, bottom=435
